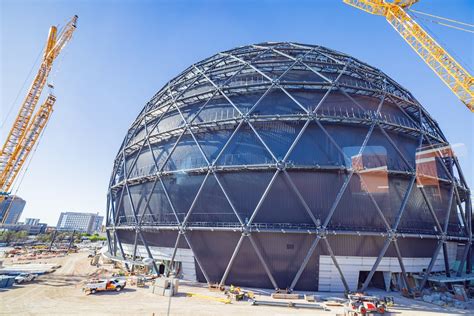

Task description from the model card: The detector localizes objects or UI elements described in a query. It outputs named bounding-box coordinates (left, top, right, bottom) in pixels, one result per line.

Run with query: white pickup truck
left=14, top=273, right=38, bottom=284
left=83, top=278, right=126, bottom=294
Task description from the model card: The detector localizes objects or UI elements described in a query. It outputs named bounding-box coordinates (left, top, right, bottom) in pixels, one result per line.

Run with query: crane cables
left=409, top=9, right=474, bottom=34
left=1, top=45, right=45, bottom=129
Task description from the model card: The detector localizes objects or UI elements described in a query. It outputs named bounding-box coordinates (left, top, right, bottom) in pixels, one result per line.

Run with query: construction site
left=1, top=0, right=473, bottom=315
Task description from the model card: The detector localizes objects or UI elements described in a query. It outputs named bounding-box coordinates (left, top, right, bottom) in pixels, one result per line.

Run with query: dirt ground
left=0, top=251, right=471, bottom=316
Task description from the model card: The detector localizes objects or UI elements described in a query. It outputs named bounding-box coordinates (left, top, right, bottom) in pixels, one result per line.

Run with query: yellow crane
left=0, top=16, right=78, bottom=223
left=343, top=0, right=474, bottom=112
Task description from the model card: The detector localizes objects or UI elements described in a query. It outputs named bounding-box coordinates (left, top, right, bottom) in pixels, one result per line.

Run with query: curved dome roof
left=110, top=42, right=448, bottom=187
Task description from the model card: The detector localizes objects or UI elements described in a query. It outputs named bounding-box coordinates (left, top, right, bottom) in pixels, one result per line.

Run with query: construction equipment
left=0, top=15, right=78, bottom=223
left=83, top=278, right=126, bottom=295
left=250, top=299, right=327, bottom=310
left=186, top=292, right=232, bottom=304
left=344, top=294, right=387, bottom=315
left=343, top=0, right=474, bottom=112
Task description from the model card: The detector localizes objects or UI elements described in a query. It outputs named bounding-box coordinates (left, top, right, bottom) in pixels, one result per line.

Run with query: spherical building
left=106, top=42, right=472, bottom=292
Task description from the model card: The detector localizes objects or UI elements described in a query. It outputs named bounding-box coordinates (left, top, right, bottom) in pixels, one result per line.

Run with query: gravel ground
left=0, top=251, right=471, bottom=315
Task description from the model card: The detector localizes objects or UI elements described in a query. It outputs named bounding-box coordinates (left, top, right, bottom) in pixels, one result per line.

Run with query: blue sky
left=1, top=0, right=473, bottom=225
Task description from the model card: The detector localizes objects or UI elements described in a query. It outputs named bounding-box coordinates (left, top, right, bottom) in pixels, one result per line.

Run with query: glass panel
left=217, top=123, right=274, bottom=166
left=155, top=109, right=184, bottom=134
left=250, top=87, right=306, bottom=116
left=329, top=175, right=388, bottom=231
left=163, top=134, right=208, bottom=171
left=290, top=90, right=327, bottom=112
left=152, top=139, right=175, bottom=171
left=128, top=148, right=157, bottom=179
left=117, top=188, right=135, bottom=225
left=252, top=121, right=301, bottom=161
left=253, top=172, right=315, bottom=225
left=186, top=174, right=240, bottom=225
left=161, top=173, right=207, bottom=222
left=147, top=180, right=180, bottom=224
left=192, top=96, right=239, bottom=124
left=398, top=184, right=440, bottom=234
left=287, top=171, right=345, bottom=223
left=225, top=86, right=270, bottom=115
left=217, top=171, right=275, bottom=221
left=194, top=128, right=234, bottom=164
left=280, top=62, right=327, bottom=83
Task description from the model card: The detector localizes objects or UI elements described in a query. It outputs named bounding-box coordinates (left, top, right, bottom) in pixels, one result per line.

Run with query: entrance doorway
left=358, top=271, right=386, bottom=290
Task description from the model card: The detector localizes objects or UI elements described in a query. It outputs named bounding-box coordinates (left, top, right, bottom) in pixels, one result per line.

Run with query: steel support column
left=419, top=241, right=443, bottom=290
left=457, top=242, right=470, bottom=276
left=360, top=237, right=392, bottom=292
left=219, top=234, right=245, bottom=286
left=442, top=242, right=451, bottom=278
left=289, top=236, right=321, bottom=290
left=137, top=230, right=159, bottom=273
left=248, top=234, right=279, bottom=290
left=166, top=232, right=182, bottom=277
left=182, top=232, right=211, bottom=284
left=393, top=239, right=412, bottom=293
left=322, top=237, right=349, bottom=292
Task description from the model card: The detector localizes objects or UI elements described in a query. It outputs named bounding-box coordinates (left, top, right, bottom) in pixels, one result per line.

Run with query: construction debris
left=421, top=292, right=467, bottom=309
left=150, top=277, right=178, bottom=297
left=0, top=262, right=60, bottom=275
left=271, top=292, right=300, bottom=300
left=304, top=294, right=315, bottom=302
left=186, top=292, right=231, bottom=304
left=250, top=299, right=327, bottom=310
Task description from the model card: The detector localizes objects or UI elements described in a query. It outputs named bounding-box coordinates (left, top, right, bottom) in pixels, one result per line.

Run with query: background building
left=0, top=195, right=26, bottom=224
left=24, top=218, right=40, bottom=226
left=106, top=43, right=472, bottom=292
left=56, top=212, right=103, bottom=234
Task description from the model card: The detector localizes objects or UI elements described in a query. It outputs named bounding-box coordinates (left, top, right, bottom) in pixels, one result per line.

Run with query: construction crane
left=343, top=0, right=474, bottom=112
left=0, top=15, right=78, bottom=223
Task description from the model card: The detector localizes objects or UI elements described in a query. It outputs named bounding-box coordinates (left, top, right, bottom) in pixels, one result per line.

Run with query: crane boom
left=0, top=15, right=78, bottom=183
left=343, top=0, right=474, bottom=112
left=0, top=94, right=56, bottom=196
left=0, top=15, right=77, bottom=223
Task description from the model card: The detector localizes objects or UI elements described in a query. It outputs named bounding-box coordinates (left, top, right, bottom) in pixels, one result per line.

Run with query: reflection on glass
left=349, top=146, right=389, bottom=194
left=416, top=144, right=454, bottom=192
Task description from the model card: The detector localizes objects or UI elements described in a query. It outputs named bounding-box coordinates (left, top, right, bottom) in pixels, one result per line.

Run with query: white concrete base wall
left=319, top=241, right=457, bottom=292
left=121, top=244, right=196, bottom=281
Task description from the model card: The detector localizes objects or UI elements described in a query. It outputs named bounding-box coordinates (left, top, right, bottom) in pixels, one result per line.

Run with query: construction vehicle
left=0, top=15, right=78, bottom=223
left=343, top=0, right=474, bottom=112
left=14, top=273, right=38, bottom=284
left=344, top=294, right=386, bottom=316
left=83, top=278, right=126, bottom=294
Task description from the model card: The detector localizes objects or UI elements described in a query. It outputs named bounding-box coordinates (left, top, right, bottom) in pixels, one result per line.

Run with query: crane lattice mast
left=343, top=0, right=474, bottom=112
left=0, top=15, right=77, bottom=223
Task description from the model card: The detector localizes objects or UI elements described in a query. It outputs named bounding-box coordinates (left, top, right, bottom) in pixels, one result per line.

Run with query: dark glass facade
left=107, top=43, right=471, bottom=292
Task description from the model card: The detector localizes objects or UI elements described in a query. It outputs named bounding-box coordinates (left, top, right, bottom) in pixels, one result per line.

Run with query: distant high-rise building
left=92, top=215, right=104, bottom=233
left=0, top=196, right=26, bottom=224
left=24, top=218, right=40, bottom=226
left=56, top=212, right=104, bottom=234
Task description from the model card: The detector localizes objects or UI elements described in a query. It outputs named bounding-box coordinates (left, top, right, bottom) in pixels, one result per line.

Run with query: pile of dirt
left=88, top=267, right=114, bottom=278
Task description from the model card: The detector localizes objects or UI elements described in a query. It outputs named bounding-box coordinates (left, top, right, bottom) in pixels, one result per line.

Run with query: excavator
left=0, top=16, right=78, bottom=223
left=343, top=0, right=474, bottom=112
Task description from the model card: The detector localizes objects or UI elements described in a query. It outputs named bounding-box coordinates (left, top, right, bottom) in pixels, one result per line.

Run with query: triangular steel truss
left=106, top=42, right=472, bottom=292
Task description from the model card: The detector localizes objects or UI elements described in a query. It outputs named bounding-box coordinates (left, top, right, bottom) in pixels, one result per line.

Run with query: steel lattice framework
left=106, top=42, right=471, bottom=292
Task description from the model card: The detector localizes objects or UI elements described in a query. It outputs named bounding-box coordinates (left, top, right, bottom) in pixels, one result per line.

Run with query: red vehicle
left=344, top=294, right=386, bottom=316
